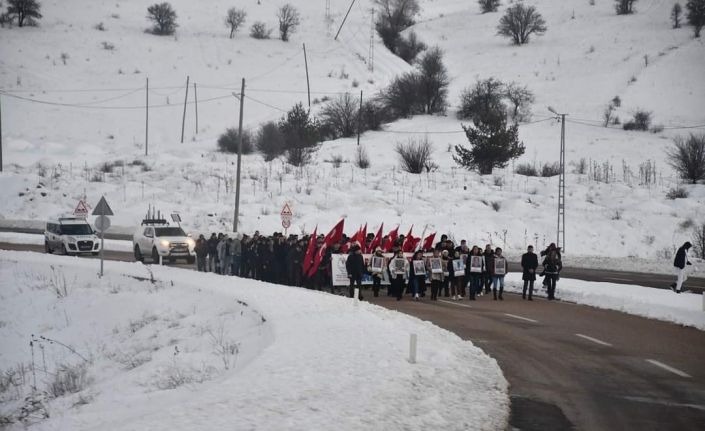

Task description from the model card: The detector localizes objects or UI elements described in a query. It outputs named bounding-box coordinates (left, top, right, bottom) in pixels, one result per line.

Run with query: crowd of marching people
left=191, top=228, right=564, bottom=302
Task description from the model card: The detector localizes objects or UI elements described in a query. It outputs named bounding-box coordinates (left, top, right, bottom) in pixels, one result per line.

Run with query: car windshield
left=60, top=224, right=93, bottom=235
left=155, top=227, right=186, bottom=237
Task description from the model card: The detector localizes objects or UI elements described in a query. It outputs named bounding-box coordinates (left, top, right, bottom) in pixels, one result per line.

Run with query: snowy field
left=0, top=0, right=703, bottom=263
left=0, top=250, right=509, bottom=430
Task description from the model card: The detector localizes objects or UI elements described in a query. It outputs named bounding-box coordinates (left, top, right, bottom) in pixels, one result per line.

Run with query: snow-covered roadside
left=0, top=250, right=509, bottom=430
left=503, top=273, right=705, bottom=330
left=0, top=232, right=133, bottom=252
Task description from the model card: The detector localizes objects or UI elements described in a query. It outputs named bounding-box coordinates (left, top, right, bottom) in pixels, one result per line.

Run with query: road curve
left=2, top=242, right=705, bottom=430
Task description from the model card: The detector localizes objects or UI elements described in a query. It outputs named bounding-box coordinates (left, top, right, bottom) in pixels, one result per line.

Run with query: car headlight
left=160, top=240, right=170, bottom=248
left=67, top=236, right=77, bottom=243
left=186, top=238, right=195, bottom=248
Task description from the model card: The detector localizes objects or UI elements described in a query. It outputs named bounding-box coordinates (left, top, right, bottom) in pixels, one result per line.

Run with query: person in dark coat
left=207, top=233, right=219, bottom=272
left=542, top=246, right=562, bottom=300
left=465, top=246, right=484, bottom=300
left=345, top=245, right=365, bottom=300
left=521, top=245, right=539, bottom=300
left=483, top=245, right=495, bottom=295
left=671, top=241, right=694, bottom=293
left=195, top=234, right=208, bottom=272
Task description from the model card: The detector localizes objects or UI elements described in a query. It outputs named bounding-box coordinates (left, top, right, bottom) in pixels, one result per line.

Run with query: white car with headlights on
left=132, top=219, right=195, bottom=264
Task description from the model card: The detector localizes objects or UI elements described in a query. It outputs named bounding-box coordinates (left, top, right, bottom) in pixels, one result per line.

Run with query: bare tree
left=505, top=82, right=534, bottom=122
left=686, top=0, right=705, bottom=37
left=374, top=0, right=420, bottom=50
left=277, top=4, right=300, bottom=42
left=416, top=47, right=449, bottom=115
left=666, top=133, right=705, bottom=184
left=672, top=3, right=683, bottom=28
left=6, top=0, right=42, bottom=27
left=497, top=3, right=547, bottom=45
left=478, top=0, right=501, bottom=14
left=615, top=0, right=638, bottom=15
left=225, top=7, right=246, bottom=39
left=147, top=2, right=177, bottom=35
left=320, top=93, right=359, bottom=139
left=396, top=137, right=434, bottom=174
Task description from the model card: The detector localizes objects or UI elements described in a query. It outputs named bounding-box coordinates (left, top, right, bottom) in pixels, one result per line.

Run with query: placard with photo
left=413, top=260, right=427, bottom=275
left=429, top=258, right=443, bottom=274
left=370, top=256, right=384, bottom=273
left=494, top=257, right=506, bottom=275
left=452, top=259, right=465, bottom=276
left=469, top=256, right=483, bottom=273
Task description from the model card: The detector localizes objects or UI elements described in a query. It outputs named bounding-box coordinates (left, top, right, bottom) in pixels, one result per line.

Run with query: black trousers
left=522, top=280, right=534, bottom=298
left=545, top=275, right=557, bottom=299
left=430, top=280, right=442, bottom=300
left=392, top=276, right=405, bottom=300
left=372, top=276, right=381, bottom=297
left=349, top=276, right=363, bottom=299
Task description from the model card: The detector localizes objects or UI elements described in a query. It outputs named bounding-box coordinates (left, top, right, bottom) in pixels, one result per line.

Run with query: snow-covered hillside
left=1, top=0, right=704, bottom=260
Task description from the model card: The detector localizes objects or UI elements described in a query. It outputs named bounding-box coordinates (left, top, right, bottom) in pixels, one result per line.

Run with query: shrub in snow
left=666, top=187, right=688, bottom=199
left=320, top=93, right=359, bottom=139
left=94, top=22, right=106, bottom=31
left=395, top=137, right=434, bottom=174
left=666, top=133, right=705, bottom=183
left=454, top=112, right=524, bottom=175
left=672, top=3, right=683, bottom=28
left=280, top=103, right=320, bottom=167
left=515, top=163, right=538, bottom=176
left=615, top=0, right=638, bottom=15
left=457, top=78, right=506, bottom=122
left=497, top=3, right=547, bottom=45
left=217, top=128, right=254, bottom=155
left=478, top=0, right=500, bottom=14
left=378, top=72, right=422, bottom=118
left=693, top=222, right=705, bottom=259
left=374, top=0, right=420, bottom=53
left=395, top=30, right=426, bottom=63
left=276, top=4, right=300, bottom=42
left=330, top=154, right=344, bottom=168
left=686, top=0, right=705, bottom=37
left=225, top=7, right=246, bottom=39
left=48, top=362, right=89, bottom=398
left=5, top=0, right=42, bottom=27
left=256, top=121, right=285, bottom=161
left=360, top=100, right=388, bottom=131
left=541, top=162, right=561, bottom=177
left=355, top=145, right=371, bottom=169
left=622, top=109, right=652, bottom=131
left=147, top=2, right=177, bottom=36
left=491, top=201, right=501, bottom=212
left=250, top=21, right=272, bottom=39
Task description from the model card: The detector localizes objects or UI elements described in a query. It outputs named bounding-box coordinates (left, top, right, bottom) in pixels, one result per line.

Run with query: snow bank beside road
left=0, top=250, right=509, bottom=430
left=504, top=273, right=705, bottom=330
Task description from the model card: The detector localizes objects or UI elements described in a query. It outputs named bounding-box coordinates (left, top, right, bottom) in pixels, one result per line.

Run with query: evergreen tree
left=416, top=47, right=449, bottom=115
left=671, top=3, right=682, bottom=28
left=686, top=0, right=705, bottom=37
left=453, top=114, right=525, bottom=175
left=279, top=103, right=320, bottom=166
left=7, top=0, right=42, bottom=27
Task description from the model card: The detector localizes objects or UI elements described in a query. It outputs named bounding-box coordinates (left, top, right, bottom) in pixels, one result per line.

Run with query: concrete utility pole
left=180, top=75, right=190, bottom=143
left=233, top=78, right=245, bottom=233
left=145, top=78, right=149, bottom=156
left=548, top=107, right=567, bottom=252
left=335, top=0, right=357, bottom=40
left=0, top=94, right=3, bottom=172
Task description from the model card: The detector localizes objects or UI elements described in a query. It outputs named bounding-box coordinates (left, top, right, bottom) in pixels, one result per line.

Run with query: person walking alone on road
left=521, top=245, right=539, bottom=300
left=346, top=244, right=365, bottom=300
left=542, top=246, right=562, bottom=300
left=671, top=241, right=694, bottom=293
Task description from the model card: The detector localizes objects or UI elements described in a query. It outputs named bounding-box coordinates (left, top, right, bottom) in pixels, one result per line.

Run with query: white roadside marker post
left=409, top=333, right=417, bottom=364
left=159, top=255, right=163, bottom=266
left=354, top=287, right=359, bottom=305
left=702, top=292, right=704, bottom=312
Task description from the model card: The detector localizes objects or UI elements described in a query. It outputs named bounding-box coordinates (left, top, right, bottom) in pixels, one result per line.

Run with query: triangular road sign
left=92, top=196, right=114, bottom=216
left=73, top=200, right=89, bottom=217
left=281, top=203, right=293, bottom=217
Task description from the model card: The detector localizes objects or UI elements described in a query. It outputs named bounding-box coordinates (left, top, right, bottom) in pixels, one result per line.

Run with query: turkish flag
left=401, top=225, right=415, bottom=252
left=367, top=223, right=384, bottom=253
left=307, top=219, right=345, bottom=278
left=302, top=226, right=317, bottom=274
left=383, top=225, right=399, bottom=252
left=421, top=232, right=436, bottom=251
left=359, top=223, right=367, bottom=251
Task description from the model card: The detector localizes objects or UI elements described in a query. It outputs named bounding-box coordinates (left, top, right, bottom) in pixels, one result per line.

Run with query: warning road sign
left=73, top=200, right=89, bottom=217
left=92, top=196, right=114, bottom=216
left=281, top=203, right=293, bottom=217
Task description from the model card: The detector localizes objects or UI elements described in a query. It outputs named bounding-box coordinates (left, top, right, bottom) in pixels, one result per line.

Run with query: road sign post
left=280, top=203, right=293, bottom=235
left=73, top=200, right=89, bottom=218
left=92, top=196, right=114, bottom=278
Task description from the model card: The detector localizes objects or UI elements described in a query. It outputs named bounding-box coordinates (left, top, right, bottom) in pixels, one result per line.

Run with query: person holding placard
left=367, top=247, right=386, bottom=297
left=388, top=250, right=409, bottom=301
left=491, top=247, right=507, bottom=300
left=521, top=245, right=539, bottom=300
left=465, top=246, right=485, bottom=300
left=451, top=250, right=466, bottom=300
left=427, top=249, right=444, bottom=300
left=410, top=251, right=427, bottom=300
left=440, top=250, right=451, bottom=297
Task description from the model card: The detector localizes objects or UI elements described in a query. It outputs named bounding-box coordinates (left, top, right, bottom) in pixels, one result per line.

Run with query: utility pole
left=548, top=107, right=567, bottom=252
left=335, top=0, right=357, bottom=40
left=145, top=77, right=149, bottom=156
left=0, top=94, right=3, bottom=172
left=357, top=90, right=362, bottom=146
left=303, top=43, right=311, bottom=109
left=368, top=8, right=375, bottom=72
left=193, top=82, right=198, bottom=134
left=180, top=75, right=190, bottom=143
left=233, top=78, right=245, bottom=233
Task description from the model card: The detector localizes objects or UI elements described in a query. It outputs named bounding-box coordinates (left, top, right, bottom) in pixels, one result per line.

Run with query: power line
left=244, top=95, right=288, bottom=113
left=0, top=91, right=231, bottom=110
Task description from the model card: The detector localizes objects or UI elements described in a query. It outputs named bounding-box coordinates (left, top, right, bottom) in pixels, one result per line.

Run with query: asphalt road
left=2, top=242, right=705, bottom=430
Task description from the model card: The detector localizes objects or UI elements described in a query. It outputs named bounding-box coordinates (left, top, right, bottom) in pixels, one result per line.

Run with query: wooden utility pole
left=335, top=0, right=357, bottom=40
left=193, top=82, right=199, bottom=133
left=0, top=94, right=3, bottom=172
left=145, top=77, right=149, bottom=156
left=180, top=75, right=190, bottom=143
left=233, top=78, right=245, bottom=233
left=357, top=90, right=363, bottom=146
left=303, top=43, right=311, bottom=109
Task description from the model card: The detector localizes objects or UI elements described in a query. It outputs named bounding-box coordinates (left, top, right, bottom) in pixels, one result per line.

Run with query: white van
left=45, top=217, right=101, bottom=255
